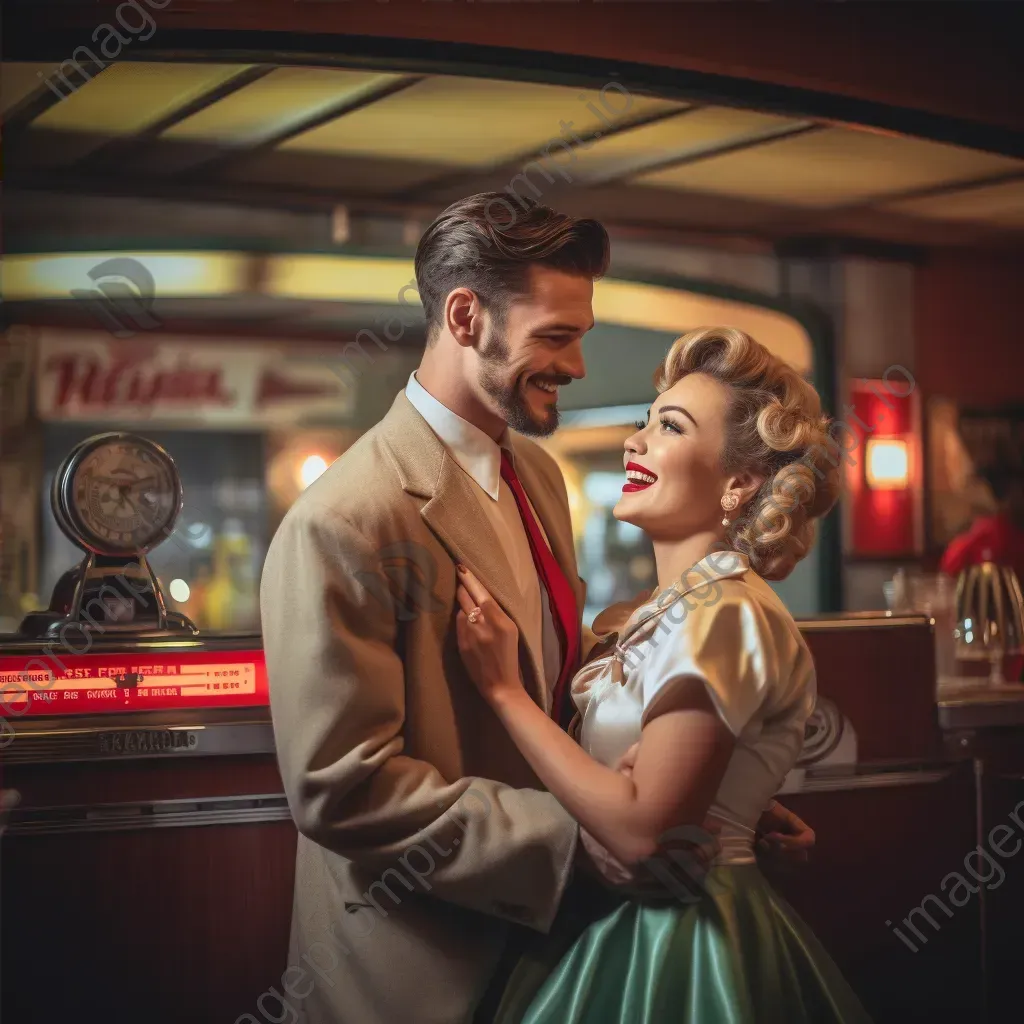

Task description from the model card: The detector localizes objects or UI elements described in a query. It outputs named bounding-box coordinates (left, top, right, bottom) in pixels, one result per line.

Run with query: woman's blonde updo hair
left=655, top=327, right=841, bottom=580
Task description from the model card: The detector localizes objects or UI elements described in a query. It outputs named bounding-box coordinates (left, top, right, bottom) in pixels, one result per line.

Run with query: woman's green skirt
left=491, top=865, right=872, bottom=1024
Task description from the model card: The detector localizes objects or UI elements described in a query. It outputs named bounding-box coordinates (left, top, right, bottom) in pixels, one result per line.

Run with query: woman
left=455, top=327, right=870, bottom=1023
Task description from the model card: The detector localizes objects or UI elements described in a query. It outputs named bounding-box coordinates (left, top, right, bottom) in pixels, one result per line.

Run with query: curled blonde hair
left=656, top=327, right=841, bottom=580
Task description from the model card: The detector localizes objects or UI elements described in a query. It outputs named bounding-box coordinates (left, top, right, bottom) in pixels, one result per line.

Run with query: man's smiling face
left=475, top=264, right=594, bottom=437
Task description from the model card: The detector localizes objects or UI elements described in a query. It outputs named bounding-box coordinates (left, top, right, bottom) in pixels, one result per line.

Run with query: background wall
left=914, top=252, right=1024, bottom=406
left=18, top=183, right=1024, bottom=616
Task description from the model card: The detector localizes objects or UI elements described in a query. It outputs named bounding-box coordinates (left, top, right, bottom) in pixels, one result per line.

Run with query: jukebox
left=0, top=433, right=296, bottom=1024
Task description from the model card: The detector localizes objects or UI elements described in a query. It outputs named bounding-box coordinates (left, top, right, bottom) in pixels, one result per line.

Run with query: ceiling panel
left=1, top=62, right=62, bottom=116
left=882, top=178, right=1024, bottom=228
left=222, top=148, right=452, bottom=194
left=279, top=76, right=680, bottom=167
left=32, top=63, right=253, bottom=135
left=807, top=204, right=1022, bottom=248
left=161, top=67, right=407, bottom=145
left=633, top=126, right=1024, bottom=208
left=560, top=106, right=808, bottom=183
left=6, top=58, right=1023, bottom=249
left=5, top=129, right=120, bottom=170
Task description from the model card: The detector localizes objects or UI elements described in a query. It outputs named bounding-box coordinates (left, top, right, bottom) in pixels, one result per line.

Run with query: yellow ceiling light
left=635, top=125, right=1024, bottom=209
left=1, top=62, right=63, bottom=115
left=32, top=62, right=252, bottom=135
left=566, top=106, right=805, bottom=183
left=268, top=256, right=811, bottom=372
left=265, top=255, right=420, bottom=304
left=163, top=68, right=406, bottom=145
left=4, top=250, right=812, bottom=374
left=592, top=279, right=813, bottom=374
left=2, top=251, right=251, bottom=300
left=280, top=76, right=678, bottom=167
left=883, top=178, right=1024, bottom=228
left=264, top=255, right=810, bottom=371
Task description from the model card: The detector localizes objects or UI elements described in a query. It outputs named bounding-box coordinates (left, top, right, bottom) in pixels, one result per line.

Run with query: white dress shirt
left=405, top=371, right=562, bottom=705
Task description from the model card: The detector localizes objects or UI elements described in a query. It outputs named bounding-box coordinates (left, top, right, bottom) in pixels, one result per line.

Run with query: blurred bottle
left=179, top=563, right=211, bottom=630
left=205, top=519, right=257, bottom=631
left=910, top=573, right=959, bottom=690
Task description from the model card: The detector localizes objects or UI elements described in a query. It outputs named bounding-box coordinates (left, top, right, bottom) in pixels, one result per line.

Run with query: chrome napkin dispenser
left=954, top=561, right=1024, bottom=685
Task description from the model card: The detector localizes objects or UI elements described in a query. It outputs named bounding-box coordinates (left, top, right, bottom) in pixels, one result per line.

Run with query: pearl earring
left=720, top=492, right=739, bottom=527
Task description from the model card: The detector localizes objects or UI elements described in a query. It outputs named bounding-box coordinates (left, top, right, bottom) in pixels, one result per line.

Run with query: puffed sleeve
left=639, top=592, right=777, bottom=736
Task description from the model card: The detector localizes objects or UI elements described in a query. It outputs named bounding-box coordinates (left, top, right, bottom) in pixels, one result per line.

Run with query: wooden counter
left=1, top=751, right=296, bottom=1024
left=787, top=616, right=1024, bottom=1024
left=939, top=681, right=1024, bottom=730
left=5, top=614, right=1022, bottom=1024
left=936, top=681, right=1024, bottom=1023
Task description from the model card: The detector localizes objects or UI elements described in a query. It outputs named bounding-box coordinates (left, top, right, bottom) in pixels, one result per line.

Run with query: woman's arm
left=756, top=799, right=815, bottom=865
left=455, top=566, right=735, bottom=867
left=488, top=682, right=734, bottom=868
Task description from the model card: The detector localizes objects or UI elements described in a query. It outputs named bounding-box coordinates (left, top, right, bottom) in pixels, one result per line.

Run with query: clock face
left=57, top=435, right=181, bottom=555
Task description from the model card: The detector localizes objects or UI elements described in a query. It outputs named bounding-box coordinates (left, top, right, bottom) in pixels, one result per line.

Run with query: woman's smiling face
left=614, top=372, right=733, bottom=540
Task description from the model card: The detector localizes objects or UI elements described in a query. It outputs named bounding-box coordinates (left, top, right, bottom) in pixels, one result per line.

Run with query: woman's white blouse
left=572, top=552, right=816, bottom=864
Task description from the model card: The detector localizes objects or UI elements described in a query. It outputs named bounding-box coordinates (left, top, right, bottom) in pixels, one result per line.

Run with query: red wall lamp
left=846, top=371, right=921, bottom=557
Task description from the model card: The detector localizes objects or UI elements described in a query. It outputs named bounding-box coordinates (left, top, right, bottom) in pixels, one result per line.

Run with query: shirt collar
left=405, top=371, right=513, bottom=501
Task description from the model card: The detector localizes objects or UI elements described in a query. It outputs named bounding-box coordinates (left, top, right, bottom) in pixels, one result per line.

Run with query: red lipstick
left=622, top=461, right=658, bottom=493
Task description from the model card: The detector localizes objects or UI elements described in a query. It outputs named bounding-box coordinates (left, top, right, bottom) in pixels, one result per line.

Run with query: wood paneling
left=2, top=819, right=297, bottom=1024
left=1, top=753, right=296, bottom=1024
left=771, top=767, right=982, bottom=1024
left=2, top=753, right=285, bottom=807
left=802, top=620, right=942, bottom=762
left=915, top=252, right=1024, bottom=406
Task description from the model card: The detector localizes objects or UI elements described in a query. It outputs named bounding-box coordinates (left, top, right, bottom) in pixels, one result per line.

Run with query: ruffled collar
left=587, top=548, right=750, bottom=664
left=629, top=549, right=749, bottom=630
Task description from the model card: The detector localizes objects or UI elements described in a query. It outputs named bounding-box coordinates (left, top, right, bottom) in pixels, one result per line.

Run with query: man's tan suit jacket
left=261, top=391, right=596, bottom=1024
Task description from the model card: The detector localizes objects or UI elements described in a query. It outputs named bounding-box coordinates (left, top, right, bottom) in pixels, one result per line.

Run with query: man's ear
left=445, top=288, right=483, bottom=348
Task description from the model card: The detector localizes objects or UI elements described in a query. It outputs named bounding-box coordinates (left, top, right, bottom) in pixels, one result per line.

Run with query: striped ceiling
left=4, top=60, right=1023, bottom=247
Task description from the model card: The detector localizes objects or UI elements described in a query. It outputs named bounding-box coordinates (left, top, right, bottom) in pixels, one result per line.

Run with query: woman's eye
left=660, top=417, right=683, bottom=434
left=634, top=420, right=647, bottom=430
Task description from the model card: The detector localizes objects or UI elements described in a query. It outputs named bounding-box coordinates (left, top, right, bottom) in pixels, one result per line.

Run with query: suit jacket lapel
left=379, top=392, right=548, bottom=704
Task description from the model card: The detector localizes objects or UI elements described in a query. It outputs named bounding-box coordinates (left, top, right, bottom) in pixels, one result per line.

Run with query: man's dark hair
left=414, top=192, right=610, bottom=345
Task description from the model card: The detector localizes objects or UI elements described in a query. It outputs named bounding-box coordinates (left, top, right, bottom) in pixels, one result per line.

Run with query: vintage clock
left=52, top=433, right=182, bottom=556
left=20, top=433, right=196, bottom=639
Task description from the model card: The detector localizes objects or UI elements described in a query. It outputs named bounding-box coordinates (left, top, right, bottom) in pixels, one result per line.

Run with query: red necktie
left=500, top=450, right=579, bottom=728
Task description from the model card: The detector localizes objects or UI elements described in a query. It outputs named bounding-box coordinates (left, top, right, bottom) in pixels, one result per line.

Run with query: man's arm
left=755, top=799, right=815, bottom=866
left=261, top=504, right=577, bottom=933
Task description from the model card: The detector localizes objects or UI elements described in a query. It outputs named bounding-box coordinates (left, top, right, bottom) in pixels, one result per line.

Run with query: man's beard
left=477, top=326, right=559, bottom=438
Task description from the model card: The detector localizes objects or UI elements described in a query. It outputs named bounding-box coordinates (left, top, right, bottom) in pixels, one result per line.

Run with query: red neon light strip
left=0, top=649, right=269, bottom=717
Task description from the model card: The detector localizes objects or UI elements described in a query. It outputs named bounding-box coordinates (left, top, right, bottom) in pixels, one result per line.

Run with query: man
left=261, top=194, right=812, bottom=1024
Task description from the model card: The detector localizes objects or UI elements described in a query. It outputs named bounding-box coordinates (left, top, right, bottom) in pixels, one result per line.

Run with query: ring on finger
left=467, top=607, right=483, bottom=624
